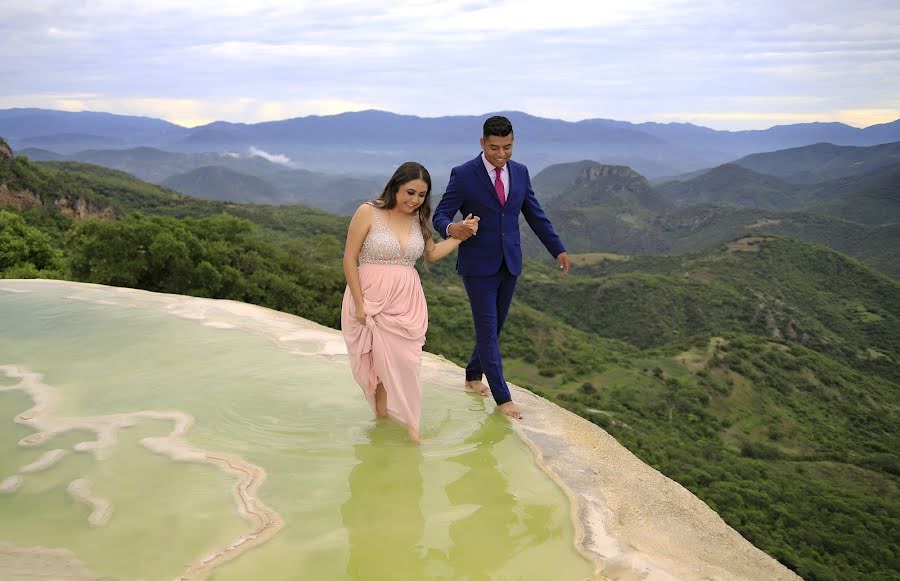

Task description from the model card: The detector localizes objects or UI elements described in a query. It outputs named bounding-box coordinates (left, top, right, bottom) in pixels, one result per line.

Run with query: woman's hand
left=461, top=214, right=479, bottom=237
left=355, top=302, right=367, bottom=326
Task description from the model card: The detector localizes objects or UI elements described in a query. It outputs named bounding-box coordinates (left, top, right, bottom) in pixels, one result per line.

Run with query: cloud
left=193, top=41, right=372, bottom=61
left=255, top=99, right=377, bottom=120
left=248, top=146, right=294, bottom=166
left=833, top=108, right=900, bottom=128
left=1, top=0, right=898, bottom=129
left=654, top=108, right=900, bottom=130
left=414, top=0, right=698, bottom=33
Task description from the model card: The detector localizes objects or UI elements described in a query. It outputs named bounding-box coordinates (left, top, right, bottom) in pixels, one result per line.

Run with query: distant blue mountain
left=0, top=108, right=186, bottom=141
left=2, top=108, right=899, bottom=178
left=732, top=141, right=900, bottom=184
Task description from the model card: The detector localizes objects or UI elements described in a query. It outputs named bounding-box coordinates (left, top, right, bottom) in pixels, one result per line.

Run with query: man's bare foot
left=497, top=401, right=523, bottom=420
left=464, top=380, right=490, bottom=397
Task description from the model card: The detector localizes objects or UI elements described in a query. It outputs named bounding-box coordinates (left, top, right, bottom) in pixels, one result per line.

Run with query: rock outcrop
left=52, top=196, right=116, bottom=220
left=0, top=137, right=13, bottom=160
left=0, top=138, right=116, bottom=220
left=0, top=183, right=40, bottom=211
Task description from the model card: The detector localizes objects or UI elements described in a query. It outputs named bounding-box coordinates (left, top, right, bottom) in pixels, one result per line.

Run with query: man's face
left=480, top=134, right=514, bottom=168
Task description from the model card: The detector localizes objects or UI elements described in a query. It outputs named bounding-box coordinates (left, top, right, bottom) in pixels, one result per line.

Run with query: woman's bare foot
left=497, top=401, right=523, bottom=420
left=464, top=380, right=490, bottom=397
left=374, top=383, right=388, bottom=418
left=406, top=425, right=422, bottom=444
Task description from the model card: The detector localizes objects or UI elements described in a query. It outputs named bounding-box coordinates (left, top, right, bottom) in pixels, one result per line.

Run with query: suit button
left=501, top=232, right=505, bottom=236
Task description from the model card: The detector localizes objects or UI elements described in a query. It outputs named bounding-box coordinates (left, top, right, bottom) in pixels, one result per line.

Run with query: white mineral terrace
left=0, top=280, right=801, bottom=580
left=0, top=361, right=284, bottom=581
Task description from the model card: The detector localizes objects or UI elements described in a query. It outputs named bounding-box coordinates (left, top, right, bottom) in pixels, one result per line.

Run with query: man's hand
left=462, top=215, right=479, bottom=235
left=448, top=214, right=479, bottom=240
left=557, top=252, right=570, bottom=276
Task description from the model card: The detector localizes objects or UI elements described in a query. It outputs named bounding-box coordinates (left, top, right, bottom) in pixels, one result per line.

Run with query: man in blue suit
left=433, top=116, right=570, bottom=419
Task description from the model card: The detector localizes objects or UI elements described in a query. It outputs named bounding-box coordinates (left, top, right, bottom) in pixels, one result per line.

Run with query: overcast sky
left=2, top=0, right=898, bottom=129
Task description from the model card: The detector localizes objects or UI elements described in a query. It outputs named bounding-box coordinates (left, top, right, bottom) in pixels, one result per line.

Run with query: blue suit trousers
left=463, top=262, right=518, bottom=404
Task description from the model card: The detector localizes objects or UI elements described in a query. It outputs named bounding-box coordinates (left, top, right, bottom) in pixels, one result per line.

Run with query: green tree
left=0, top=210, right=62, bottom=276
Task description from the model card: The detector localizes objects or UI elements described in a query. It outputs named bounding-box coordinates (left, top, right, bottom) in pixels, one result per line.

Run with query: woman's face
left=394, top=179, right=428, bottom=213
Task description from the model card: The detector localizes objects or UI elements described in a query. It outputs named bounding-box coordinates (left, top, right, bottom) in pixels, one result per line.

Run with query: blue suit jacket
left=433, top=155, right=566, bottom=277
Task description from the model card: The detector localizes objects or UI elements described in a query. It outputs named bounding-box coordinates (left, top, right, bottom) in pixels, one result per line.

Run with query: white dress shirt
left=481, top=152, right=509, bottom=197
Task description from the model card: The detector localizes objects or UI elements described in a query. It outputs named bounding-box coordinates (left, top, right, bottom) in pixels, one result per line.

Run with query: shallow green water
left=0, top=281, right=593, bottom=580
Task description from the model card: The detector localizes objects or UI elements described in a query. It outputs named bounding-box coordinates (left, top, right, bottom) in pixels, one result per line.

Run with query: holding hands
left=424, top=214, right=477, bottom=263
left=448, top=214, right=480, bottom=240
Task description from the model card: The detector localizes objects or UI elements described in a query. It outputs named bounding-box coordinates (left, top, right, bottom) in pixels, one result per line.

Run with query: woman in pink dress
left=341, top=162, right=478, bottom=442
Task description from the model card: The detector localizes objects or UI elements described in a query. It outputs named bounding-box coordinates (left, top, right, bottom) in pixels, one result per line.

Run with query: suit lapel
left=507, top=162, right=518, bottom=206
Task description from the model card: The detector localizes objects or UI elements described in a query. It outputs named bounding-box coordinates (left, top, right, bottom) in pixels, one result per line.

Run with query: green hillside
left=550, top=332, right=898, bottom=581
left=656, top=205, right=900, bottom=278
left=531, top=159, right=602, bottom=199
left=527, top=159, right=900, bottom=277
left=20, top=145, right=384, bottom=214
left=19, top=160, right=348, bottom=243
left=523, top=162, right=671, bottom=256
left=543, top=162, right=671, bottom=214
left=517, top=237, right=899, bottom=374
left=648, top=146, right=900, bottom=220
left=657, top=163, right=802, bottom=210
left=161, top=165, right=287, bottom=204
left=0, top=145, right=349, bottom=328
left=735, top=141, right=900, bottom=184
left=806, top=162, right=900, bottom=225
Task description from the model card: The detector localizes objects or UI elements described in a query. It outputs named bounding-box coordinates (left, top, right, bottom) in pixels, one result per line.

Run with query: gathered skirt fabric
left=341, top=263, right=428, bottom=433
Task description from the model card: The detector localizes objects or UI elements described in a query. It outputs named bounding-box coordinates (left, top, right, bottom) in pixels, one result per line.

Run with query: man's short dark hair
left=483, top=115, right=513, bottom=138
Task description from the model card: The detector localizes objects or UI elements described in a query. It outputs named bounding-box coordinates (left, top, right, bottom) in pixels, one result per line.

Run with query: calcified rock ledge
left=512, top=387, right=800, bottom=581
left=1, top=280, right=801, bottom=581
left=0, top=362, right=284, bottom=581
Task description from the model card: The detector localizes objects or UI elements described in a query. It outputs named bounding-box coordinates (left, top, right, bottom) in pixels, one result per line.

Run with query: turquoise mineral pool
left=0, top=281, right=595, bottom=580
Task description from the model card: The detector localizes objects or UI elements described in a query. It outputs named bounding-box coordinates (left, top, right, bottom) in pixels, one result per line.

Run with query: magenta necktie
left=494, top=167, right=506, bottom=206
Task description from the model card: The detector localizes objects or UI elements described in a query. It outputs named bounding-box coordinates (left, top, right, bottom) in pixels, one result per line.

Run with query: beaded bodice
left=358, top=205, right=425, bottom=267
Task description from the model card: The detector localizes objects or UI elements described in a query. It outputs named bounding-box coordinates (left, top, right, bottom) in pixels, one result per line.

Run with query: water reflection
left=445, top=413, right=562, bottom=580
left=341, top=424, right=425, bottom=580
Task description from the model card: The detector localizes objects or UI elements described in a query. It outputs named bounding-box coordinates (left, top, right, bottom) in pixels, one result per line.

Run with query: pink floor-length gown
left=341, top=205, right=428, bottom=433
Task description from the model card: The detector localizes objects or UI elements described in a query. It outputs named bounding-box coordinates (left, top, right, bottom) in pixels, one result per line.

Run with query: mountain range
left=4, top=108, right=900, bottom=178
left=10, top=115, right=899, bottom=277
left=519, top=141, right=900, bottom=277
